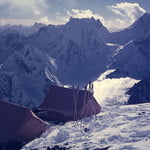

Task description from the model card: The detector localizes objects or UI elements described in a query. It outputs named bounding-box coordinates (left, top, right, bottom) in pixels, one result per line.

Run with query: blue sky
left=0, top=0, right=149, bottom=31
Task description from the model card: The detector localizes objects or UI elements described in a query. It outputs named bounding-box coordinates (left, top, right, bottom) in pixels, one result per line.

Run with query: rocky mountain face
left=108, top=13, right=150, bottom=44
left=0, top=18, right=112, bottom=107
left=127, top=77, right=150, bottom=104
left=108, top=34, right=150, bottom=79
left=0, top=44, right=54, bottom=107
left=108, top=13, right=150, bottom=80
left=28, top=18, right=112, bottom=84
left=106, top=13, right=150, bottom=104
left=0, top=13, right=150, bottom=107
left=0, top=31, right=25, bottom=64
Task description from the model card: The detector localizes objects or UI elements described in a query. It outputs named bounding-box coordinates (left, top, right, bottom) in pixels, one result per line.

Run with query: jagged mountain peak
left=36, top=17, right=108, bottom=39
left=3, top=32, right=24, bottom=43
left=108, top=35, right=150, bottom=79
left=140, top=12, right=150, bottom=19
left=0, top=23, right=46, bottom=37
left=129, top=13, right=150, bottom=29
left=108, top=13, right=150, bottom=44
left=29, top=17, right=109, bottom=60
left=135, top=13, right=150, bottom=23
left=0, top=43, right=53, bottom=107
left=66, top=17, right=104, bottom=28
left=1, top=50, right=31, bottom=73
left=1, top=14, right=150, bottom=108
left=64, top=17, right=108, bottom=36
left=38, top=24, right=57, bottom=33
left=2, top=44, right=50, bottom=73
left=0, top=28, right=19, bottom=39
left=32, top=22, right=45, bottom=28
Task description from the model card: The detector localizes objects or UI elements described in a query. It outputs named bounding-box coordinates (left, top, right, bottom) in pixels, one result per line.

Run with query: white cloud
left=34, top=11, right=41, bottom=15
left=65, top=2, right=146, bottom=32
left=66, top=9, right=105, bottom=23
left=93, top=75, right=139, bottom=106
left=0, top=0, right=54, bottom=26
left=0, top=18, right=36, bottom=26
left=66, top=2, right=146, bottom=32
left=67, top=9, right=105, bottom=22
left=0, top=0, right=48, bottom=19
left=0, top=17, right=59, bottom=26
left=0, top=1, right=146, bottom=31
left=109, top=2, right=146, bottom=20
left=39, top=17, right=50, bottom=24
left=107, top=2, right=146, bottom=31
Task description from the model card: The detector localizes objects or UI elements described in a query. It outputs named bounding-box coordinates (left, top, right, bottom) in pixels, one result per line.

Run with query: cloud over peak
left=0, top=1, right=147, bottom=31
left=109, top=2, right=146, bottom=22
left=66, top=9, right=105, bottom=23
left=66, top=2, right=146, bottom=31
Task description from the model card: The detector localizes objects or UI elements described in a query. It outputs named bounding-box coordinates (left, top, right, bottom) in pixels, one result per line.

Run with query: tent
left=0, top=100, right=48, bottom=149
left=37, top=85, right=101, bottom=122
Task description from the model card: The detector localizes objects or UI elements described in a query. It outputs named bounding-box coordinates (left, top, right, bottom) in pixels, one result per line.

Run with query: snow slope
left=93, top=70, right=139, bottom=106
left=23, top=104, right=150, bottom=150
left=23, top=74, right=149, bottom=150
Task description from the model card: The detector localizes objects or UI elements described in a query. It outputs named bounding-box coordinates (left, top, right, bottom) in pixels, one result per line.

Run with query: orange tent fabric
left=38, top=85, right=101, bottom=122
left=0, top=100, right=48, bottom=148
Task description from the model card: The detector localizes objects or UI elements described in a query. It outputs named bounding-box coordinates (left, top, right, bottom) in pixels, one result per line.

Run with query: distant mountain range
left=0, top=23, right=45, bottom=36
left=0, top=13, right=150, bottom=107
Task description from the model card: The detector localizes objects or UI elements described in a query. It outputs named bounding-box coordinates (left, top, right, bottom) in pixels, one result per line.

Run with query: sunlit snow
left=23, top=72, right=150, bottom=150
left=93, top=72, right=139, bottom=106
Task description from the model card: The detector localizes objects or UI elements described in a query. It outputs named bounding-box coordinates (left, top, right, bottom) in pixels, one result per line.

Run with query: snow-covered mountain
left=28, top=18, right=112, bottom=84
left=0, top=44, right=57, bottom=108
left=108, top=13, right=150, bottom=44
left=0, top=13, right=150, bottom=150
left=0, top=17, right=113, bottom=107
left=0, top=31, right=25, bottom=64
left=108, top=34, right=150, bottom=79
left=1, top=14, right=150, bottom=107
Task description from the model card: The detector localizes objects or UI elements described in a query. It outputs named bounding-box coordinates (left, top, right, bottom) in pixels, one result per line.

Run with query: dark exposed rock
left=127, top=77, right=150, bottom=104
